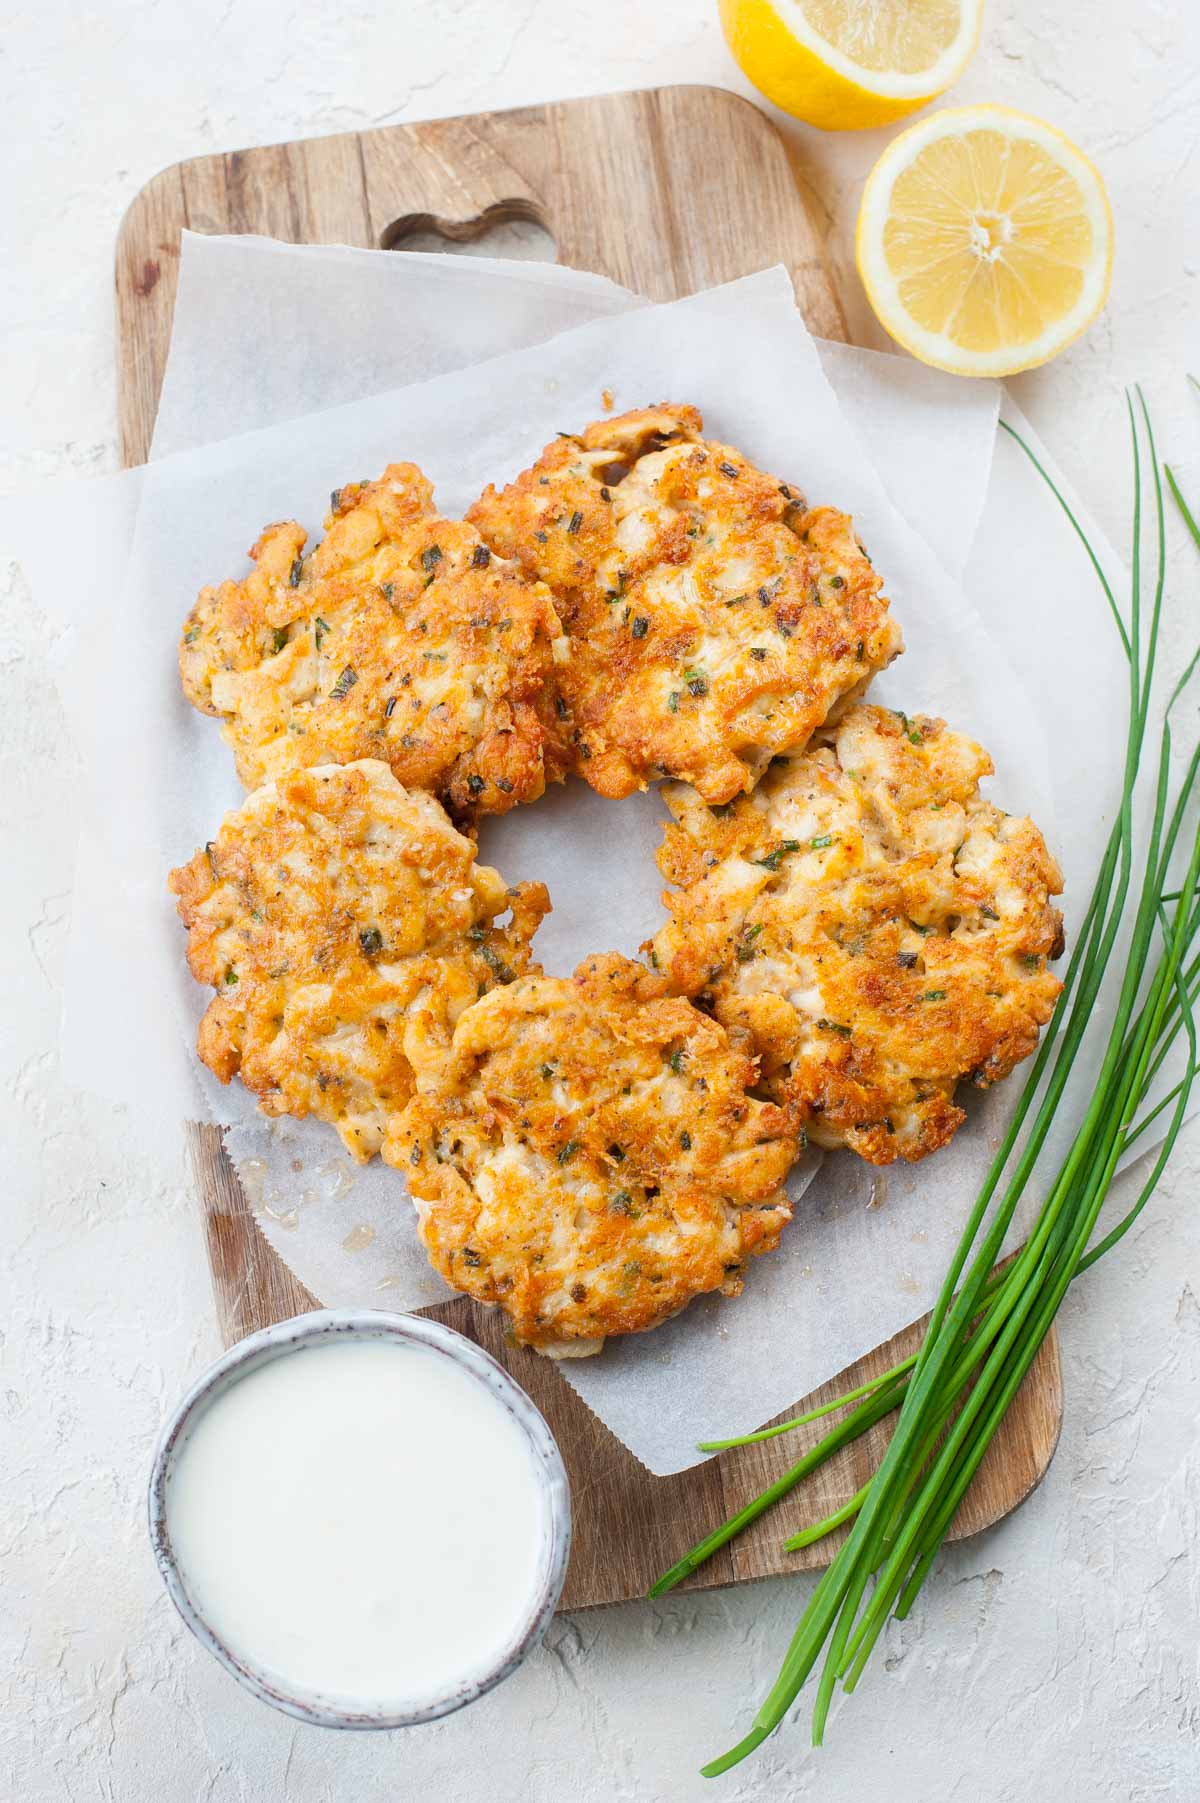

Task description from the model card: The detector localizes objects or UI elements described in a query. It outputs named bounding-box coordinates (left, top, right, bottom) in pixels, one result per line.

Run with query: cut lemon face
left=719, top=0, right=984, bottom=131
left=857, top=105, right=1114, bottom=377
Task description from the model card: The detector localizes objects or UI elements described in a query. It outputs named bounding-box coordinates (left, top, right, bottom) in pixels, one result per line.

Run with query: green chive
left=736, top=923, right=764, bottom=962
left=648, top=390, right=1200, bottom=1780
left=758, top=840, right=801, bottom=871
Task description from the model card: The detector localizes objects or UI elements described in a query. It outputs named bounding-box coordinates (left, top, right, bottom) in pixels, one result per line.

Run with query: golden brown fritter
left=179, top=465, right=570, bottom=820
left=649, top=705, right=1064, bottom=1166
left=467, top=405, right=902, bottom=804
left=386, top=952, right=799, bottom=1355
left=169, top=760, right=549, bottom=1162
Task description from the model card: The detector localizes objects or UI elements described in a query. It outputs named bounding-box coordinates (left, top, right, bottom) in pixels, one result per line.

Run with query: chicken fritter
left=649, top=705, right=1064, bottom=1166
left=467, top=405, right=902, bottom=804
left=386, top=952, right=799, bottom=1355
left=169, top=760, right=549, bottom=1162
left=179, top=465, right=570, bottom=819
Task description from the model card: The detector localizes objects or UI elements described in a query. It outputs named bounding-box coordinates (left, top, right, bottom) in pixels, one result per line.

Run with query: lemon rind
left=762, top=0, right=984, bottom=101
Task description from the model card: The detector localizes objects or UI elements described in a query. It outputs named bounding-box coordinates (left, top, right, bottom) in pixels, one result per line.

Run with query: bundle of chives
left=649, top=393, right=1200, bottom=1777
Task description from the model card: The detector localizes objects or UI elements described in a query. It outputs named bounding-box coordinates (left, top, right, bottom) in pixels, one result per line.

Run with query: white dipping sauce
left=166, top=1339, right=549, bottom=1708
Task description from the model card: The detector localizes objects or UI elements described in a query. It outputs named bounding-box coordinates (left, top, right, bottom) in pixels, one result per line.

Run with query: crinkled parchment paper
left=3, top=244, right=1130, bottom=1471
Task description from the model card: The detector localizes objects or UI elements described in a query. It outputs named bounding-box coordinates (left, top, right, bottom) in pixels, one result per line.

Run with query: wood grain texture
left=118, top=84, right=1062, bottom=1610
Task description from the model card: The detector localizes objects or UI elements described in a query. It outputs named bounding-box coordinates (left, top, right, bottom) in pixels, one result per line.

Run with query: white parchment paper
left=152, top=234, right=997, bottom=583
left=2, top=244, right=1132, bottom=1471
left=151, top=235, right=644, bottom=460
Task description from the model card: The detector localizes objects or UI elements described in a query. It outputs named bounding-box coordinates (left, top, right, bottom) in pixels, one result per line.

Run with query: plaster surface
left=3, top=4, right=1199, bottom=1798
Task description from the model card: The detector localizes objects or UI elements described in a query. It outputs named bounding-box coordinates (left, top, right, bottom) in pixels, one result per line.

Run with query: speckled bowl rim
left=147, top=1308, right=572, bottom=1730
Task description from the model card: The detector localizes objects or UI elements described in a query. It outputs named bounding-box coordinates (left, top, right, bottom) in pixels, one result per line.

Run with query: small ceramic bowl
left=148, top=1308, right=571, bottom=1729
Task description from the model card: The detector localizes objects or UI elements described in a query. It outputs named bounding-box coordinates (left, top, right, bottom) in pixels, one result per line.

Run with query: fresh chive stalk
left=648, top=392, right=1200, bottom=1776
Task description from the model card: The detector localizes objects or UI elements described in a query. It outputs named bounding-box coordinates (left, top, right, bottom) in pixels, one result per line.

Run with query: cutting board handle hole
left=381, top=201, right=557, bottom=265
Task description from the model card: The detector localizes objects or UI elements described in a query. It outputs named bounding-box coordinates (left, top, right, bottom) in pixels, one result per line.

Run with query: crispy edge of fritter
left=179, top=464, right=570, bottom=820
left=384, top=951, right=799, bottom=1351
left=648, top=705, right=1065, bottom=1165
left=467, top=405, right=902, bottom=802
left=168, top=759, right=550, bottom=1161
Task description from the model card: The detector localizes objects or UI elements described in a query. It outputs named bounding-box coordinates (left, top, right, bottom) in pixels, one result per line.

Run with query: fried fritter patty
left=467, top=405, right=902, bottom=804
left=386, top=953, right=798, bottom=1354
left=650, top=705, right=1064, bottom=1166
left=169, top=760, right=549, bottom=1162
left=179, top=465, right=570, bottom=819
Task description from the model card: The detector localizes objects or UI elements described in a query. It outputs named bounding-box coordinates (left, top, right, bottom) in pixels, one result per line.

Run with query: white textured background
left=3, top=3, right=1199, bottom=1798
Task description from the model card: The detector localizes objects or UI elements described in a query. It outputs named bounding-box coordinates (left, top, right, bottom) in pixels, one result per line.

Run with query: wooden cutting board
left=116, top=84, right=1062, bottom=1611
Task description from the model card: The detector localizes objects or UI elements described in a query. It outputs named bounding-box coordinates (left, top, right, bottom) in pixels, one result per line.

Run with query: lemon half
left=719, top=0, right=985, bottom=131
left=857, top=104, right=1114, bottom=378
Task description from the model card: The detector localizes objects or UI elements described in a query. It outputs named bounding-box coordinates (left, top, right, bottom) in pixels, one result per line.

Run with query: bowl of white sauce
left=149, top=1309, right=571, bottom=1728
